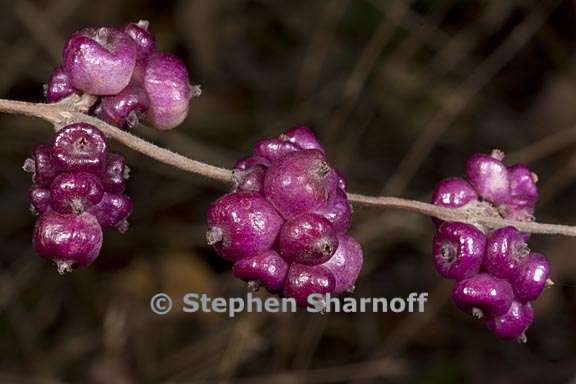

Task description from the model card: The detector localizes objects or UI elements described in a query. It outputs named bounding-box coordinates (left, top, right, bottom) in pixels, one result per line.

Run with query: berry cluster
left=45, top=20, right=199, bottom=130
left=23, top=123, right=132, bottom=273
left=207, top=127, right=363, bottom=307
left=431, top=150, right=551, bottom=342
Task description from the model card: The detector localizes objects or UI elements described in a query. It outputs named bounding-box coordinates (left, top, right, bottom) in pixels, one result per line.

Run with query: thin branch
left=1, top=98, right=576, bottom=237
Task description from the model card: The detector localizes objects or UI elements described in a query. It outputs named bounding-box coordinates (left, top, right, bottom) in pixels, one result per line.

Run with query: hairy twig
left=1, top=97, right=576, bottom=237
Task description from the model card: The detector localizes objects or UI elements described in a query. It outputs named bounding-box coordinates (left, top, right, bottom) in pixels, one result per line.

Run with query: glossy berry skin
left=264, top=149, right=333, bottom=219
left=63, top=27, right=138, bottom=95
left=254, top=138, right=301, bottom=162
left=484, top=226, right=529, bottom=281
left=432, top=177, right=478, bottom=209
left=53, top=123, right=107, bottom=173
left=313, top=188, right=352, bottom=233
left=100, top=153, right=128, bottom=193
left=95, top=83, right=149, bottom=129
left=50, top=172, right=104, bottom=214
left=206, top=192, right=284, bottom=261
left=234, top=156, right=270, bottom=171
left=513, top=252, right=550, bottom=303
left=123, top=20, right=155, bottom=59
left=30, top=145, right=59, bottom=186
left=283, top=263, right=335, bottom=307
left=143, top=53, right=196, bottom=130
left=321, top=234, right=363, bottom=294
left=232, top=250, right=289, bottom=293
left=278, top=213, right=338, bottom=265
left=452, top=273, right=514, bottom=318
left=507, top=165, right=538, bottom=207
left=466, top=153, right=510, bottom=204
left=87, top=192, right=133, bottom=231
left=33, top=210, right=103, bottom=273
left=432, top=222, right=485, bottom=281
left=486, top=301, right=533, bottom=342
left=335, top=170, right=347, bottom=192
left=29, top=185, right=51, bottom=215
left=280, top=126, right=324, bottom=152
left=232, top=165, right=266, bottom=194
left=46, top=66, right=75, bottom=102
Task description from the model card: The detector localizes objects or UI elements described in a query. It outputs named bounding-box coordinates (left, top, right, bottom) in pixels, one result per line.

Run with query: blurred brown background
left=2, top=0, right=576, bottom=382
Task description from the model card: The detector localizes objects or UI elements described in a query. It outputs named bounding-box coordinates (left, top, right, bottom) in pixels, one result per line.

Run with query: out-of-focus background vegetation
left=2, top=0, right=576, bottom=382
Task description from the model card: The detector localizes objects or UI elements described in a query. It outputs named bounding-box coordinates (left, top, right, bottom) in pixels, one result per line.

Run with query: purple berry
left=100, top=153, right=129, bottom=193
left=50, top=172, right=104, bottom=214
left=466, top=152, right=510, bottom=204
left=486, top=301, right=533, bottom=342
left=232, top=164, right=266, bottom=194
left=143, top=53, right=197, bottom=130
left=432, top=222, right=485, bottom=281
left=264, top=149, right=333, bottom=219
left=95, top=83, right=149, bottom=129
left=321, top=234, right=363, bottom=294
left=232, top=250, right=289, bottom=293
left=283, top=263, right=335, bottom=307
left=513, top=252, right=551, bottom=303
left=507, top=165, right=538, bottom=207
left=53, top=123, right=107, bottom=173
left=63, top=27, right=138, bottom=95
left=254, top=138, right=301, bottom=162
left=312, top=188, right=352, bottom=233
left=278, top=213, right=338, bottom=265
left=123, top=20, right=155, bottom=59
left=234, top=156, right=270, bottom=170
left=33, top=210, right=103, bottom=273
left=29, top=185, right=51, bottom=215
left=432, top=177, right=478, bottom=209
left=45, top=66, right=75, bottom=102
left=452, top=273, right=514, bottom=318
left=484, top=226, right=529, bottom=281
left=87, top=192, right=133, bottom=232
left=279, top=126, right=324, bottom=152
left=27, top=145, right=59, bottom=186
left=206, top=192, right=284, bottom=261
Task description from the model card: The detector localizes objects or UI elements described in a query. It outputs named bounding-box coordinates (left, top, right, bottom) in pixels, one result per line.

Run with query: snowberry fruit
left=321, top=234, right=363, bottom=294
left=123, top=20, right=156, bottom=59
left=234, top=156, right=270, bottom=171
left=232, top=250, right=289, bottom=293
left=254, top=138, right=301, bottom=163
left=452, top=273, right=514, bottom=318
left=466, top=152, right=510, bottom=204
left=278, top=213, right=338, bottom=265
left=432, top=177, right=478, bottom=209
left=95, top=83, right=149, bottom=129
left=280, top=126, right=325, bottom=152
left=33, top=210, right=103, bottom=273
left=53, top=123, right=107, bottom=173
left=100, top=153, right=129, bottom=193
left=206, top=192, right=284, bottom=261
left=87, top=192, right=133, bottom=232
left=507, top=165, right=538, bottom=207
left=513, top=252, right=551, bottom=303
left=29, top=185, right=51, bottom=215
left=283, top=263, right=335, bottom=307
left=313, top=188, right=352, bottom=233
left=50, top=172, right=104, bottom=214
left=232, top=164, right=266, bottom=194
left=432, top=222, right=485, bottom=281
left=484, top=226, right=530, bottom=281
left=26, top=145, right=59, bottom=186
left=45, top=66, right=75, bottom=103
left=485, top=300, right=534, bottom=342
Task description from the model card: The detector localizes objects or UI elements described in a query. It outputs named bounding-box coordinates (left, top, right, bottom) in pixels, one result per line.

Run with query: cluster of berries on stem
left=432, top=150, right=552, bottom=342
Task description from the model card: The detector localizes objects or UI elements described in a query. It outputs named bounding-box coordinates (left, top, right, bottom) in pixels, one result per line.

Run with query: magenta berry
left=123, top=20, right=156, bottom=59
left=29, top=185, right=51, bottom=215
left=321, top=234, right=363, bottom=294
left=280, top=126, right=324, bottom=152
left=45, top=66, right=75, bottom=102
left=143, top=53, right=197, bottom=130
left=232, top=250, right=289, bottom=293
left=50, top=172, right=104, bottom=214
left=264, top=149, right=333, bottom=219
left=484, top=226, right=529, bottom=281
left=278, top=213, right=338, bottom=265
left=87, top=192, right=133, bottom=232
left=53, top=123, right=107, bottom=173
left=95, top=83, right=149, bottom=129
left=313, top=188, right=352, bottom=233
left=33, top=210, right=103, bottom=273
left=63, top=27, right=138, bottom=95
left=507, top=165, right=538, bottom=207
left=452, top=273, right=514, bottom=318
left=513, top=252, right=551, bottom=303
left=254, top=138, right=301, bottom=163
left=232, top=165, right=266, bottom=194
left=466, top=152, right=510, bottom=204
left=100, top=153, right=129, bottom=193
left=27, top=145, right=59, bottom=186
left=432, top=177, right=478, bottom=209
left=206, top=192, right=284, bottom=261
left=234, top=156, right=270, bottom=171
left=432, top=222, right=485, bottom=281
left=486, top=301, right=534, bottom=342
left=283, top=263, right=335, bottom=307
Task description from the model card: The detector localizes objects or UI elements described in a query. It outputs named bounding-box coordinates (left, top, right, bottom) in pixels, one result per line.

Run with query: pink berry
left=513, top=252, right=551, bottom=303
left=279, top=126, right=324, bottom=152
left=452, top=273, right=514, bottom=318
left=432, top=222, right=485, bottom=281
left=28, top=185, right=51, bottom=215
left=27, top=145, right=59, bottom=186
left=232, top=250, right=289, bottom=293
left=63, top=27, right=138, bottom=95
left=484, top=226, right=530, bottom=281
left=264, top=149, right=333, bottom=219
left=283, top=263, right=335, bottom=307
left=50, top=172, right=104, bottom=214
left=206, top=192, right=284, bottom=261
left=143, top=53, right=197, bottom=130
left=95, top=83, right=149, bottom=129
left=87, top=192, right=133, bottom=232
left=278, top=213, right=338, bottom=265
left=123, top=20, right=155, bottom=60
left=507, top=165, right=538, bottom=207
left=466, top=152, right=510, bottom=204
left=45, top=66, right=75, bottom=102
left=432, top=177, right=478, bottom=209
left=53, top=123, right=107, bottom=173
left=33, top=210, right=103, bottom=273
left=254, top=138, right=301, bottom=163
left=100, top=153, right=129, bottom=193
left=485, top=301, right=533, bottom=342
left=312, top=187, right=352, bottom=233
left=320, top=234, right=363, bottom=294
